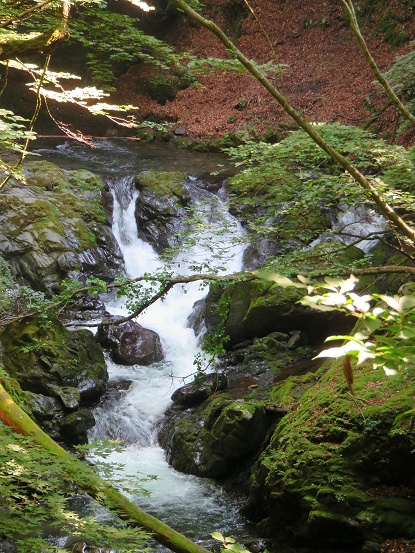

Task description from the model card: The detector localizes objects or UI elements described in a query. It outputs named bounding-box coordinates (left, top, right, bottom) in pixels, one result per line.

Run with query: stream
left=35, top=139, right=254, bottom=551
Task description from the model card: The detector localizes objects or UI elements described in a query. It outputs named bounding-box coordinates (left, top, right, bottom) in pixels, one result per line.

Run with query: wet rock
left=171, top=373, right=228, bottom=408
left=46, top=385, right=80, bottom=411
left=60, top=409, right=96, bottom=444
left=27, top=392, right=65, bottom=422
left=161, top=397, right=278, bottom=479
left=134, top=170, right=190, bottom=253
left=96, top=319, right=164, bottom=365
left=287, top=330, right=308, bottom=349
left=0, top=539, right=17, bottom=553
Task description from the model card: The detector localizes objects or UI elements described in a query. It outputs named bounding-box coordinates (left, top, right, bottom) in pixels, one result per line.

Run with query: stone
left=0, top=161, right=123, bottom=290
left=171, top=373, right=228, bottom=408
left=96, top=319, right=164, bottom=366
left=1, top=317, right=107, bottom=445
left=134, top=170, right=189, bottom=253
left=60, top=409, right=96, bottom=444
left=203, top=279, right=352, bottom=348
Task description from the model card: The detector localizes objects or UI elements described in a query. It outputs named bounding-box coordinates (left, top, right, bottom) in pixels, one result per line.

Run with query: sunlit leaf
left=377, top=294, right=400, bottom=311
left=398, top=295, right=415, bottom=311
left=349, top=292, right=372, bottom=312
left=301, top=297, right=338, bottom=311
left=254, top=271, right=306, bottom=288
left=316, top=340, right=367, bottom=359
left=364, top=318, right=382, bottom=333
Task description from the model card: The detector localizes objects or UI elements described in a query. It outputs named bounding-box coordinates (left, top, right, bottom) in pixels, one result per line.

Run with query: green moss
left=251, top=355, right=415, bottom=543
left=135, top=170, right=187, bottom=199
left=1, top=161, right=108, bottom=262
left=268, top=369, right=323, bottom=407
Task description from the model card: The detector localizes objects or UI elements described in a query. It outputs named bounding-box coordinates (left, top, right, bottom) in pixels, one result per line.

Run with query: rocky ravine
left=0, top=161, right=414, bottom=553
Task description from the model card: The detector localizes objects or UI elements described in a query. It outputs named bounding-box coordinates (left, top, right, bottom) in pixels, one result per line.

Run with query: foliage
left=0, top=423, right=149, bottom=552
left=211, top=532, right=251, bottom=553
left=302, top=276, right=415, bottom=376
left=256, top=270, right=415, bottom=379
left=65, top=4, right=190, bottom=89
left=225, top=123, right=415, bottom=260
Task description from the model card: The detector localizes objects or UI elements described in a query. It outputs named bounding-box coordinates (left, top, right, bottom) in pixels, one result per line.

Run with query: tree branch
left=0, top=27, right=69, bottom=60
left=341, top=0, right=415, bottom=129
left=0, top=272, right=257, bottom=327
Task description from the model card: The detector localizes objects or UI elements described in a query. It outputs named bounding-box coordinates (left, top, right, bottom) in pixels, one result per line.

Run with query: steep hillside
left=115, top=0, right=415, bottom=142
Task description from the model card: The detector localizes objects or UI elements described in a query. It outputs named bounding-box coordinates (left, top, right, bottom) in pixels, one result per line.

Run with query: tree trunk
left=0, top=382, right=211, bottom=553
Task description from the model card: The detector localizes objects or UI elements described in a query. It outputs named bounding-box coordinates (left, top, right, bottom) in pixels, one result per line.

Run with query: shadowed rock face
left=134, top=170, right=190, bottom=253
left=195, top=278, right=353, bottom=348
left=96, top=319, right=164, bottom=366
left=171, top=372, right=228, bottom=408
left=1, top=316, right=108, bottom=444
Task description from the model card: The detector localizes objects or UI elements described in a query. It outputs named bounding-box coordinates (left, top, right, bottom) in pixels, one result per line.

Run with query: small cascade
left=307, top=204, right=387, bottom=253
left=333, top=205, right=386, bottom=253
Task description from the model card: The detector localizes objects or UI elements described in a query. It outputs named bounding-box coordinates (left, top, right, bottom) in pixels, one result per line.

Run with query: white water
left=333, top=205, right=386, bottom=253
left=307, top=204, right=386, bottom=253
left=89, top=175, right=248, bottom=543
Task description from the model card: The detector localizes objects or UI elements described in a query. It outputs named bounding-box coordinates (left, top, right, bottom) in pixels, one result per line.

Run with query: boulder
left=134, top=170, right=190, bottom=253
left=96, top=319, right=164, bottom=365
left=161, top=396, right=278, bottom=479
left=200, top=279, right=352, bottom=348
left=60, top=409, right=96, bottom=445
left=0, top=161, right=124, bottom=291
left=1, top=316, right=108, bottom=444
left=171, top=373, right=228, bottom=408
left=244, top=359, right=415, bottom=549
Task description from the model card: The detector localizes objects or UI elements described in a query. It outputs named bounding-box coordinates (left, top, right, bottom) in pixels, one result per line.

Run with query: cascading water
left=33, top=139, right=252, bottom=547
left=89, top=173, right=249, bottom=545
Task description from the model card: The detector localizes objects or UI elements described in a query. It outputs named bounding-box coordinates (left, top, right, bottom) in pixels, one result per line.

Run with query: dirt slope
left=115, top=0, right=414, bottom=143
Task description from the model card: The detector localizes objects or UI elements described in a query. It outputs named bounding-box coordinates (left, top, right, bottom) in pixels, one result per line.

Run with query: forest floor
left=115, top=0, right=415, bottom=145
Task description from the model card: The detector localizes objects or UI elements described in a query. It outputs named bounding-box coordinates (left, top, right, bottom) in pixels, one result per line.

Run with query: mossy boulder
left=244, top=360, right=415, bottom=549
left=134, top=170, right=190, bottom=252
left=161, top=393, right=278, bottom=479
left=1, top=316, right=107, bottom=443
left=2, top=317, right=107, bottom=402
left=200, top=278, right=352, bottom=348
left=0, top=161, right=123, bottom=290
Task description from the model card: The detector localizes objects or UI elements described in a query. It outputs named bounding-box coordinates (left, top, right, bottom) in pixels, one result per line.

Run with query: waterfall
left=89, top=174, right=248, bottom=543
